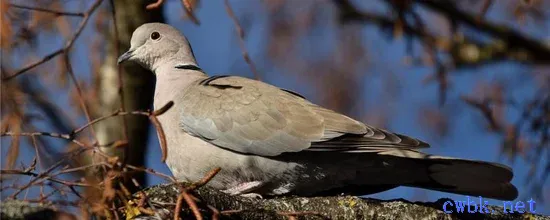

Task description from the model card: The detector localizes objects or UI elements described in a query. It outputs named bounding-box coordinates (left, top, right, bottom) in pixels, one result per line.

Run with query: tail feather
left=407, top=157, right=518, bottom=200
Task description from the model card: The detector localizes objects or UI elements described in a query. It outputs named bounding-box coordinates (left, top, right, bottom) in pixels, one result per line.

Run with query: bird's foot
left=222, top=181, right=264, bottom=196
left=239, top=193, right=263, bottom=199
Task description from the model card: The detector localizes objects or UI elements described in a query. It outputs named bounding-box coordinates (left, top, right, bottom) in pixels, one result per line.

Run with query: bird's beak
left=117, top=49, right=134, bottom=64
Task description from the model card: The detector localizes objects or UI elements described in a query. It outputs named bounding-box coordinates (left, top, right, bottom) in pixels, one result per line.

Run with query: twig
left=152, top=101, right=174, bottom=116
left=9, top=3, right=84, bottom=17
left=70, top=102, right=173, bottom=162
left=3, top=49, right=63, bottom=80
left=125, top=164, right=177, bottom=182
left=3, top=0, right=104, bottom=81
left=223, top=0, right=261, bottom=81
left=146, top=0, right=199, bottom=27
left=2, top=131, right=86, bottom=148
left=54, top=162, right=112, bottom=176
left=172, top=167, right=221, bottom=220
left=174, top=191, right=185, bottom=220
left=73, top=102, right=172, bottom=135
left=182, top=189, right=202, bottom=220
left=146, top=0, right=165, bottom=10
left=1, top=169, right=93, bottom=187
left=73, top=110, right=121, bottom=135
left=63, top=53, right=98, bottom=141
left=187, top=167, right=221, bottom=190
left=8, top=147, right=90, bottom=198
left=1, top=131, right=114, bottom=172
left=30, top=136, right=43, bottom=171
left=180, top=0, right=200, bottom=25
left=149, top=115, right=168, bottom=162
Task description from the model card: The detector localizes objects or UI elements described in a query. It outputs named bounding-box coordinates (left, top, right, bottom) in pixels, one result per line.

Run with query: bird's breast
left=157, top=108, right=301, bottom=191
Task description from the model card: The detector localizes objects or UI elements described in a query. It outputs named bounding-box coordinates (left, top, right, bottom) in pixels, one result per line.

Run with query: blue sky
left=2, top=0, right=548, bottom=216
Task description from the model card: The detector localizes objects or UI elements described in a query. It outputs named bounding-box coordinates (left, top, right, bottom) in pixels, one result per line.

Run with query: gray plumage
left=118, top=23, right=518, bottom=200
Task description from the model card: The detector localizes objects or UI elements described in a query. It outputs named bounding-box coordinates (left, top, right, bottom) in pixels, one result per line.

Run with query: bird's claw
left=222, top=181, right=264, bottom=197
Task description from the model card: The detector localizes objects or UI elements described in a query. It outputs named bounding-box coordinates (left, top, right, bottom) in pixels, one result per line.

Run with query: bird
left=117, top=22, right=518, bottom=200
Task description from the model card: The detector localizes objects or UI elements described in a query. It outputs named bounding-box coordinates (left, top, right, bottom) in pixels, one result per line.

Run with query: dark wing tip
left=395, top=133, right=430, bottom=148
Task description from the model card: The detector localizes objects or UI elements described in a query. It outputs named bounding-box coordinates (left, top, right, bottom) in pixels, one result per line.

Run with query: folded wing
left=179, top=76, right=428, bottom=156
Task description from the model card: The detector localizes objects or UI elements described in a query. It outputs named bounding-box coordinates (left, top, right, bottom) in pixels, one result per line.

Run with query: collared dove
left=118, top=23, right=518, bottom=200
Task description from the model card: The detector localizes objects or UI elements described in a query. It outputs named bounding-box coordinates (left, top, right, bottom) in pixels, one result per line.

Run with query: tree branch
left=414, top=0, right=550, bottom=64
left=3, top=0, right=104, bottom=81
left=120, top=183, right=548, bottom=220
left=9, top=3, right=84, bottom=17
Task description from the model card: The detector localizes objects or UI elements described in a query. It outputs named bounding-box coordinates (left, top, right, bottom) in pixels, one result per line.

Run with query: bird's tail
left=381, top=150, right=518, bottom=200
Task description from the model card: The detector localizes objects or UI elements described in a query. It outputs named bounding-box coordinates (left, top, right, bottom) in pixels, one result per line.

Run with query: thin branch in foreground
left=223, top=0, right=261, bottom=81
left=187, top=167, right=221, bottom=190
left=69, top=101, right=173, bottom=162
left=181, top=189, right=202, bottom=220
left=174, top=190, right=185, bottom=220
left=2, top=132, right=86, bottom=148
left=172, top=167, right=221, bottom=220
left=1, top=101, right=174, bottom=190
left=149, top=115, right=168, bottom=162
left=146, top=0, right=165, bottom=10
left=124, top=164, right=176, bottom=182
left=145, top=0, right=199, bottom=26
left=6, top=147, right=91, bottom=198
left=0, top=169, right=93, bottom=187
left=63, top=53, right=98, bottom=142
left=68, top=101, right=171, bottom=138
left=180, top=0, right=200, bottom=25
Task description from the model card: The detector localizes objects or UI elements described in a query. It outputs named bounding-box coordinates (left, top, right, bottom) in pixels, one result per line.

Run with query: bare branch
left=9, top=3, right=85, bottom=17
left=224, top=0, right=261, bottom=81
left=1, top=169, right=93, bottom=187
left=146, top=0, right=165, bottom=10
left=415, top=0, right=550, bottom=63
left=63, top=53, right=98, bottom=140
left=3, top=0, right=104, bottom=81
left=180, top=0, right=200, bottom=25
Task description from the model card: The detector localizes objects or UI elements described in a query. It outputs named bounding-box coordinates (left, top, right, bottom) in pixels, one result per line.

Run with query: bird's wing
left=179, top=75, right=428, bottom=156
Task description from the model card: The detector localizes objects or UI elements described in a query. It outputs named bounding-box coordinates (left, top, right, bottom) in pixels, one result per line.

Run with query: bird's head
left=117, top=23, right=197, bottom=72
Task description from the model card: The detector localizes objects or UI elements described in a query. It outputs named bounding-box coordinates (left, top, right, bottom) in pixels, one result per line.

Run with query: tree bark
left=93, top=0, right=164, bottom=191
left=115, top=183, right=550, bottom=220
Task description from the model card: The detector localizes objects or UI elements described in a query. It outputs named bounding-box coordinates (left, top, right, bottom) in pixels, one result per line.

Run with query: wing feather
left=179, top=76, right=428, bottom=156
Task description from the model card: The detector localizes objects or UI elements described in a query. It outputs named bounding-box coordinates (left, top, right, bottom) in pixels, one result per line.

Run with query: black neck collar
left=174, top=64, right=203, bottom=71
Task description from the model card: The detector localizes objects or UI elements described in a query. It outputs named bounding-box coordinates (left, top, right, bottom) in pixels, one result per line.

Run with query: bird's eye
left=151, top=32, right=161, bottom=40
